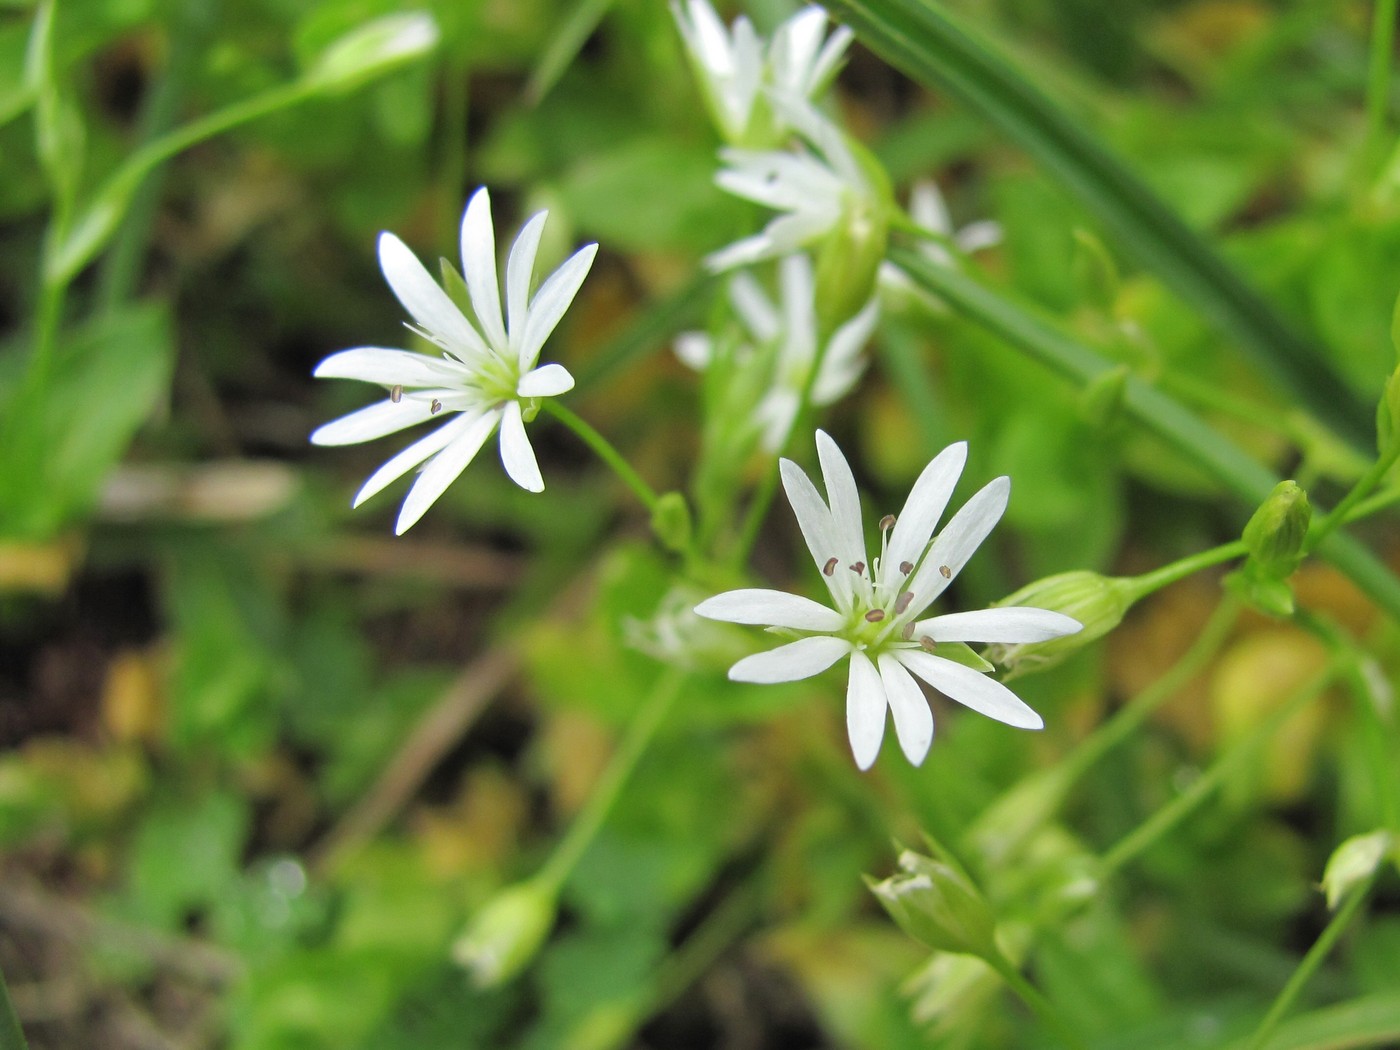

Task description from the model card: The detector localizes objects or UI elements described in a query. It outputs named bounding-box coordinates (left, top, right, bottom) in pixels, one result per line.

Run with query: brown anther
left=939, top=564, right=952, bottom=579
left=894, top=591, right=914, bottom=614
left=899, top=560, right=914, bottom=575
left=919, top=635, right=937, bottom=652
left=390, top=384, right=403, bottom=403
left=430, top=398, right=443, bottom=414
left=864, top=609, right=886, bottom=623
left=879, top=514, right=896, bottom=531
left=900, top=622, right=915, bottom=640
left=849, top=561, right=865, bottom=575
left=823, top=557, right=839, bottom=577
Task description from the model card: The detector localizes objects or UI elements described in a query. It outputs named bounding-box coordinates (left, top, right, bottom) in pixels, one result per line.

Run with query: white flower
left=676, top=253, right=877, bottom=450
left=311, top=187, right=597, bottom=534
left=880, top=180, right=1002, bottom=302
left=706, top=101, right=875, bottom=272
left=671, top=0, right=852, bottom=147
left=694, top=431, right=1082, bottom=770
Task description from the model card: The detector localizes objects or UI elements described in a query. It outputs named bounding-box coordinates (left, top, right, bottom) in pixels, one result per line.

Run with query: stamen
left=390, top=384, right=403, bottom=403
left=849, top=561, right=865, bottom=575
left=823, top=557, right=839, bottom=577
left=879, top=514, right=896, bottom=531
left=894, top=591, right=914, bottom=615
left=864, top=609, right=886, bottom=623
left=900, top=622, right=915, bottom=641
left=919, top=635, right=937, bottom=652
left=430, top=399, right=443, bottom=414
left=899, top=560, right=913, bottom=575
left=939, top=564, right=952, bottom=579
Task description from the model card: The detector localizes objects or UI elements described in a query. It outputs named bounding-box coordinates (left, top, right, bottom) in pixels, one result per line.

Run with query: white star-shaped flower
left=311, top=187, right=597, bottom=534
left=671, top=0, right=852, bottom=147
left=695, top=431, right=1082, bottom=770
left=675, top=253, right=878, bottom=450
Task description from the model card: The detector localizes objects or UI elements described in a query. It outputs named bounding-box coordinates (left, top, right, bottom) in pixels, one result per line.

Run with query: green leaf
left=301, top=12, right=439, bottom=95
left=1243, top=992, right=1400, bottom=1050
left=525, top=0, right=615, bottom=105
left=823, top=0, right=1369, bottom=446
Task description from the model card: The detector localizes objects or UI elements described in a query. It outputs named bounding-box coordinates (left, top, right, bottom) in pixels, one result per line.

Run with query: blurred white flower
left=676, top=253, right=877, bottom=450
left=311, top=187, right=597, bottom=534
left=671, top=0, right=852, bottom=146
left=880, top=180, right=1002, bottom=302
left=707, top=102, right=874, bottom=272
left=695, top=431, right=1080, bottom=770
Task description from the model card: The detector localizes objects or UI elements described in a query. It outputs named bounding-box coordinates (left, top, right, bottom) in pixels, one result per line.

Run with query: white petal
left=909, top=180, right=952, bottom=236
left=310, top=397, right=438, bottom=446
left=313, top=347, right=466, bottom=387
left=352, top=411, right=487, bottom=508
left=877, top=653, right=934, bottom=765
left=808, top=24, right=854, bottom=91
left=916, top=608, right=1082, bottom=643
left=903, top=475, right=1010, bottom=621
left=846, top=651, right=886, bottom=770
left=694, top=589, right=845, bottom=631
left=461, top=188, right=509, bottom=351
left=777, top=253, right=817, bottom=374
left=957, top=220, right=1002, bottom=254
left=729, top=271, right=779, bottom=342
left=517, top=363, right=575, bottom=398
left=882, top=442, right=966, bottom=588
left=704, top=233, right=775, bottom=273
left=674, top=332, right=714, bottom=371
left=498, top=400, right=543, bottom=492
left=729, top=635, right=852, bottom=684
left=815, top=430, right=867, bottom=572
left=395, top=408, right=503, bottom=533
left=519, top=242, right=598, bottom=371
left=895, top=650, right=1043, bottom=729
left=779, top=458, right=849, bottom=610
left=378, top=233, right=488, bottom=358
left=506, top=211, right=548, bottom=347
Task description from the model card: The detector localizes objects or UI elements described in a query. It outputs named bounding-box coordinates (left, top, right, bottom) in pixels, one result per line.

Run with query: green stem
left=0, top=964, right=29, bottom=1050
left=1244, top=875, right=1378, bottom=1050
left=541, top=400, right=663, bottom=514
left=1308, top=444, right=1400, bottom=553
left=985, top=948, right=1086, bottom=1050
left=536, top=667, right=686, bottom=892
left=1122, top=540, right=1248, bottom=603
left=1367, top=0, right=1399, bottom=153
left=1100, top=664, right=1337, bottom=877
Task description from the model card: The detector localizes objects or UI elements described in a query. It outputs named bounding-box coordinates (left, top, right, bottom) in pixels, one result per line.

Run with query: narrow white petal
left=808, top=25, right=854, bottom=89
left=728, top=635, right=852, bottom=684
left=704, top=234, right=775, bottom=273
left=395, top=408, right=502, bottom=533
left=378, top=233, right=488, bottom=357
left=517, top=363, right=574, bottom=398
left=904, top=475, right=1010, bottom=621
left=352, top=412, right=484, bottom=508
left=909, top=180, right=952, bottom=236
left=694, top=589, right=845, bottom=631
left=461, top=188, right=509, bottom=351
left=778, top=253, right=816, bottom=375
left=916, top=608, right=1082, bottom=643
left=519, top=243, right=598, bottom=371
left=877, top=654, right=934, bottom=765
left=674, top=332, right=714, bottom=371
left=895, top=649, right=1043, bottom=729
left=846, top=651, right=886, bottom=770
left=779, top=458, right=850, bottom=610
left=815, top=430, right=867, bottom=571
left=313, top=347, right=467, bottom=387
left=883, top=442, right=966, bottom=588
left=310, top=398, right=438, bottom=446
left=957, top=220, right=1002, bottom=254
left=498, top=400, right=543, bottom=492
left=506, top=211, right=549, bottom=347
left=729, top=272, right=779, bottom=342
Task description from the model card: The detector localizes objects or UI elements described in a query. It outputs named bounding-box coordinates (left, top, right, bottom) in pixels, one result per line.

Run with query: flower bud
left=813, top=140, right=892, bottom=336
left=986, top=571, right=1137, bottom=675
left=650, top=491, right=693, bottom=555
left=1241, top=481, right=1311, bottom=576
left=452, top=878, right=557, bottom=988
left=866, top=849, right=999, bottom=961
left=1321, top=829, right=1395, bottom=909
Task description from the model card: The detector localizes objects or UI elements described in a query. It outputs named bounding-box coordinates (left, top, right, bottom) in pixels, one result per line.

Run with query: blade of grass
left=825, top=0, right=1370, bottom=446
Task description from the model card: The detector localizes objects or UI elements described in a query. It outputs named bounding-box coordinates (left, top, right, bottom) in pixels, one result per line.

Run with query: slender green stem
left=1100, top=665, right=1337, bottom=876
left=0, top=964, right=29, bottom=1050
left=1308, top=445, right=1400, bottom=553
left=537, top=667, right=687, bottom=892
left=1244, top=875, right=1378, bottom=1050
left=541, top=400, right=663, bottom=514
left=985, top=948, right=1086, bottom=1050
left=1122, top=540, right=1248, bottom=603
left=1367, top=0, right=1400, bottom=152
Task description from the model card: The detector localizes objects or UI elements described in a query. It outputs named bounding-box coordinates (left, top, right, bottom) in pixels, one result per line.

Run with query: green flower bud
left=1241, top=481, right=1311, bottom=576
left=813, top=140, right=892, bottom=335
left=650, top=491, right=693, bottom=555
left=1321, top=829, right=1395, bottom=909
left=866, top=849, right=999, bottom=961
left=452, top=878, right=557, bottom=988
left=986, top=571, right=1138, bottom=675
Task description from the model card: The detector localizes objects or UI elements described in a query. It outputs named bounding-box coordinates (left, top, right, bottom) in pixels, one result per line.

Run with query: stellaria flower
left=694, top=432, right=1082, bottom=770
left=311, top=187, right=597, bottom=534
left=675, top=253, right=878, bottom=450
left=671, top=0, right=852, bottom=147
